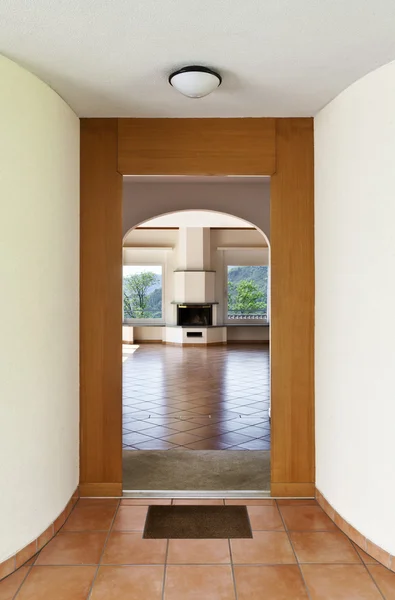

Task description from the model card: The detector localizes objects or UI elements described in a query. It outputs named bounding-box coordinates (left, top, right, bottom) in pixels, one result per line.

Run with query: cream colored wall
left=0, top=57, right=79, bottom=561
left=315, top=60, right=395, bottom=554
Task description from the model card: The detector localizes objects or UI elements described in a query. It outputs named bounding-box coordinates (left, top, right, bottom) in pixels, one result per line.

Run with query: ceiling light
left=169, top=66, right=222, bottom=98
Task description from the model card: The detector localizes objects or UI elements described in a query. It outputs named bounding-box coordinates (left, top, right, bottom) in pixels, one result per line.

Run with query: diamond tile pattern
left=122, top=344, right=270, bottom=450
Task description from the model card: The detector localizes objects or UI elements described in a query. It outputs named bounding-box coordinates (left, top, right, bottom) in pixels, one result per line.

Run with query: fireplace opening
left=177, top=304, right=213, bottom=327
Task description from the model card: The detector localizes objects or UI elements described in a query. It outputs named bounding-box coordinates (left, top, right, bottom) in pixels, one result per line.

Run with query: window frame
left=123, top=262, right=165, bottom=325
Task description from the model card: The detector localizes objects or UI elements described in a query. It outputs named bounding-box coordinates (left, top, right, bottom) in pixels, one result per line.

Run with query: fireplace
left=177, top=304, right=213, bottom=327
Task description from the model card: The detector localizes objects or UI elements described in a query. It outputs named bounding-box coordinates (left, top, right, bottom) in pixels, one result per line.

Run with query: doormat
left=143, top=505, right=252, bottom=539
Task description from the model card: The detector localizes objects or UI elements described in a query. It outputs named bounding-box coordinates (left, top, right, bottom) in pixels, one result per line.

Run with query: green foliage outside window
left=123, top=270, right=162, bottom=319
left=228, top=265, right=268, bottom=318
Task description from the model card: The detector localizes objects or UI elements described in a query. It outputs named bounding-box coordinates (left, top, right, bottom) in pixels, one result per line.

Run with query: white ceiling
left=1, top=0, right=395, bottom=117
left=139, top=210, right=253, bottom=228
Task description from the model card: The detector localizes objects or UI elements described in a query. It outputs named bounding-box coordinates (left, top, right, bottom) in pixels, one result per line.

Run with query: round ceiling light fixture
left=169, top=66, right=222, bottom=98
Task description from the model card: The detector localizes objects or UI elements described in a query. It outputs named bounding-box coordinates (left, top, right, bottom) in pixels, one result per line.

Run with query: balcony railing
left=227, top=312, right=267, bottom=320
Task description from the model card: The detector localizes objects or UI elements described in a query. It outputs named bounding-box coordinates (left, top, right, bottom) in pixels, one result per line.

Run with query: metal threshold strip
left=122, top=490, right=271, bottom=499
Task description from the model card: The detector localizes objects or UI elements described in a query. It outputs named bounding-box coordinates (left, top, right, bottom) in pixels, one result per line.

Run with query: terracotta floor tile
left=37, top=525, right=55, bottom=550
left=276, top=499, right=317, bottom=506
left=164, top=565, right=235, bottom=600
left=120, top=498, right=172, bottom=506
left=231, top=532, right=296, bottom=564
left=132, top=440, right=177, bottom=450
left=368, top=565, right=395, bottom=599
left=0, top=567, right=29, bottom=600
left=15, top=542, right=37, bottom=569
left=165, top=420, right=204, bottom=432
left=76, top=499, right=119, bottom=507
left=35, top=532, right=107, bottom=565
left=182, top=438, right=230, bottom=450
left=225, top=499, right=275, bottom=506
left=123, top=432, right=157, bottom=445
left=139, top=425, right=178, bottom=438
left=279, top=505, right=337, bottom=531
left=172, top=499, right=224, bottom=505
left=188, top=425, right=226, bottom=439
left=352, top=543, right=379, bottom=565
left=102, top=532, right=167, bottom=564
left=167, top=539, right=230, bottom=564
left=232, top=439, right=271, bottom=450
left=123, top=345, right=270, bottom=451
left=301, top=564, right=383, bottom=599
left=247, top=506, right=284, bottom=531
left=112, top=506, right=147, bottom=531
left=216, top=432, right=255, bottom=446
left=161, top=432, right=204, bottom=445
left=90, top=566, right=164, bottom=599
left=234, top=565, right=309, bottom=599
left=16, top=566, right=96, bottom=600
left=0, top=558, right=15, bottom=581
left=63, top=504, right=117, bottom=531
left=290, top=531, right=361, bottom=563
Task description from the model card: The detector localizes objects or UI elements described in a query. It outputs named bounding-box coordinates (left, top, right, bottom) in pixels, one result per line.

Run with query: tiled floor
left=2, top=498, right=395, bottom=599
left=122, top=344, right=270, bottom=450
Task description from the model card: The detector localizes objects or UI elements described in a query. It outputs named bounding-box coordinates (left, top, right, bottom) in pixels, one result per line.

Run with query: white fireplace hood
left=173, top=227, right=216, bottom=304
left=173, top=270, right=216, bottom=304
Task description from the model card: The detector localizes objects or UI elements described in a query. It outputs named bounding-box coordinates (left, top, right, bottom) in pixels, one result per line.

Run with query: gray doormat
left=143, top=505, right=253, bottom=539
left=123, top=450, right=270, bottom=491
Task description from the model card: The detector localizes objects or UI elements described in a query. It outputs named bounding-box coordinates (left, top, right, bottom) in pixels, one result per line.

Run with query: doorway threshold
left=122, top=489, right=271, bottom=499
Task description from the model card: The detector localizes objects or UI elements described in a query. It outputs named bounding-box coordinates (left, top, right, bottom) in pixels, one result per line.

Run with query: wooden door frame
left=80, top=118, right=315, bottom=497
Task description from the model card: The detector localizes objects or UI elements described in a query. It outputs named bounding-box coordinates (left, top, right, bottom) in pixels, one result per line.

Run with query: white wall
left=315, top=60, right=395, bottom=554
left=0, top=56, right=79, bottom=561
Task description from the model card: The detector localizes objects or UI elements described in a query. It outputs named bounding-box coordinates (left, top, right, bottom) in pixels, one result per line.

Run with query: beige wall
left=0, top=56, right=79, bottom=562
left=123, top=178, right=270, bottom=240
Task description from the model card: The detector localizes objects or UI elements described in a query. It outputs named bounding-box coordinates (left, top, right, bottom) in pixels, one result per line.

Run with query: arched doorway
left=122, top=206, right=271, bottom=493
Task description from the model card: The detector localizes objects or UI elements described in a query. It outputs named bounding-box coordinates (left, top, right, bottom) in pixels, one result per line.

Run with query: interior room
left=121, top=178, right=271, bottom=492
left=4, top=3, right=395, bottom=593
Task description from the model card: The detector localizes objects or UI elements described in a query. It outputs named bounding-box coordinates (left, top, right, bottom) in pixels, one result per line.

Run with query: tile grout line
left=161, top=537, right=170, bottom=600
left=13, top=494, right=82, bottom=598
left=362, top=563, right=386, bottom=599
left=12, top=563, right=34, bottom=600
left=86, top=499, right=121, bottom=599
left=228, top=538, right=239, bottom=600
left=276, top=500, right=313, bottom=600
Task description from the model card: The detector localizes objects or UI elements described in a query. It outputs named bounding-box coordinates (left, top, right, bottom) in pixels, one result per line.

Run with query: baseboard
left=316, top=488, right=395, bottom=571
left=0, top=486, right=79, bottom=582
left=271, top=482, right=315, bottom=497
left=134, top=339, right=162, bottom=344
left=79, top=482, right=123, bottom=497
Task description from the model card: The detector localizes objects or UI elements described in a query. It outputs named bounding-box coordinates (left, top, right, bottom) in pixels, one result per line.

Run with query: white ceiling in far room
left=139, top=211, right=253, bottom=229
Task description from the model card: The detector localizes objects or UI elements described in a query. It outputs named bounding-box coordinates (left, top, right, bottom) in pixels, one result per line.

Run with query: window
left=227, top=265, right=268, bottom=322
left=123, top=265, right=163, bottom=321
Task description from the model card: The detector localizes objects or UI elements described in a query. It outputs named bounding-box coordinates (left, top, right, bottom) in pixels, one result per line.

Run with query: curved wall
left=0, top=56, right=79, bottom=561
left=315, top=60, right=395, bottom=554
